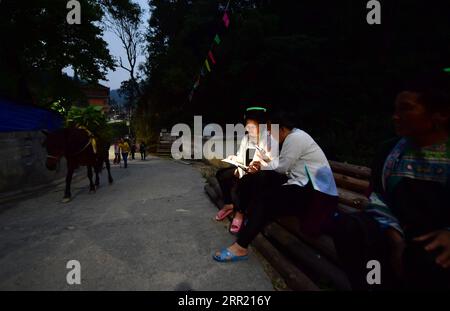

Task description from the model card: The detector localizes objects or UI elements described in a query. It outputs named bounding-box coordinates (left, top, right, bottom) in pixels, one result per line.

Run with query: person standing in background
left=130, top=141, right=136, bottom=160
left=113, top=140, right=121, bottom=165
left=119, top=138, right=130, bottom=168
left=140, top=142, right=146, bottom=160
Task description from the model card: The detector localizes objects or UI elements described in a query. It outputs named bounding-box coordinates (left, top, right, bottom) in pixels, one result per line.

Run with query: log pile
left=204, top=161, right=372, bottom=290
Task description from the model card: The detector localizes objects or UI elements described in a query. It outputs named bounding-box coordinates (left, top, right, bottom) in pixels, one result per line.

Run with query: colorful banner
left=208, top=51, right=216, bottom=65
left=223, top=12, right=230, bottom=28
left=214, top=34, right=221, bottom=45
left=194, top=78, right=200, bottom=89
left=188, top=1, right=231, bottom=102
left=205, top=59, right=211, bottom=72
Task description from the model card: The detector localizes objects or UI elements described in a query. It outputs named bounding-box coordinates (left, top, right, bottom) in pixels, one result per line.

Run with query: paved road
left=0, top=156, right=273, bottom=290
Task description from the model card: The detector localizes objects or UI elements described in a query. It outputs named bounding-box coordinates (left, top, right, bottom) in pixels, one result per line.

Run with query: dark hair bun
left=244, top=106, right=267, bottom=124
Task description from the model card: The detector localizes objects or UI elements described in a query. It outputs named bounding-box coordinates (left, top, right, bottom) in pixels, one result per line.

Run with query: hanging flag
left=205, top=59, right=211, bottom=72
left=208, top=51, right=216, bottom=65
left=223, top=12, right=230, bottom=28
left=193, top=78, right=200, bottom=89
left=188, top=2, right=231, bottom=103
left=214, top=34, right=221, bottom=45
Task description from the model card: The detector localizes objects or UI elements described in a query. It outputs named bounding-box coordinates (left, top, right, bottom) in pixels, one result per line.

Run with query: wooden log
left=276, top=204, right=361, bottom=264
left=333, top=172, right=370, bottom=194
left=276, top=217, right=339, bottom=264
left=204, top=184, right=223, bottom=209
left=329, top=161, right=371, bottom=180
left=337, top=187, right=369, bottom=210
left=252, top=234, right=320, bottom=291
left=337, top=203, right=361, bottom=214
left=263, top=223, right=351, bottom=290
left=160, top=134, right=176, bottom=139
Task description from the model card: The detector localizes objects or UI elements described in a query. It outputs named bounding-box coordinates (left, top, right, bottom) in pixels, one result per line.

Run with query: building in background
left=80, top=83, right=110, bottom=113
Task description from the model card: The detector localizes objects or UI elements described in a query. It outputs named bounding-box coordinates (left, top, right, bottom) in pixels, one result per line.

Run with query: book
left=221, top=158, right=249, bottom=171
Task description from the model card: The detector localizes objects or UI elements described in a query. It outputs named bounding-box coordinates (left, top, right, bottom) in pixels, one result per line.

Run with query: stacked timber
left=157, top=130, right=178, bottom=156
left=204, top=161, right=372, bottom=291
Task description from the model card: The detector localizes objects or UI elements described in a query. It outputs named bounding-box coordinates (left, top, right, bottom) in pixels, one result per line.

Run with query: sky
left=64, top=0, right=150, bottom=91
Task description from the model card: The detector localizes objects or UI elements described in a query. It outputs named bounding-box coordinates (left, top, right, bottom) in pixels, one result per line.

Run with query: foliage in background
left=0, top=0, right=137, bottom=109
left=104, top=0, right=145, bottom=108
left=137, top=0, right=450, bottom=165
left=66, top=105, right=113, bottom=144
left=109, top=121, right=131, bottom=142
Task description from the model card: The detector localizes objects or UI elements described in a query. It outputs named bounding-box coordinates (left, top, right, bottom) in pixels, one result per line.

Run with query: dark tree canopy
left=137, top=0, right=450, bottom=164
left=0, top=0, right=137, bottom=108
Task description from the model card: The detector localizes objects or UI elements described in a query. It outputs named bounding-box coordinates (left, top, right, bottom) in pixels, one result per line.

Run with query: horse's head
left=42, top=130, right=65, bottom=171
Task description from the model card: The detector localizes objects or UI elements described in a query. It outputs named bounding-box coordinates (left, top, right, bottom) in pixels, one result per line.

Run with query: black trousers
left=235, top=170, right=288, bottom=217
left=332, top=212, right=450, bottom=290
left=216, top=167, right=240, bottom=207
left=236, top=171, right=337, bottom=248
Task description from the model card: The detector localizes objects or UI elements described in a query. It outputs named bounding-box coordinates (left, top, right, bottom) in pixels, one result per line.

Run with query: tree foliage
left=104, top=0, right=144, bottom=101
left=0, top=0, right=136, bottom=108
left=66, top=105, right=113, bottom=143
left=138, top=0, right=450, bottom=164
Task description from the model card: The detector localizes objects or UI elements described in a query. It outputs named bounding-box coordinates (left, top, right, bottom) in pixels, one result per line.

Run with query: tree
left=0, top=0, right=138, bottom=108
left=104, top=0, right=144, bottom=100
left=137, top=0, right=450, bottom=164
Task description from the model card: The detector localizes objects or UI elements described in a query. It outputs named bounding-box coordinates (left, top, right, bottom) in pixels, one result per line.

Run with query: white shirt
left=235, top=130, right=279, bottom=178
left=262, top=128, right=338, bottom=196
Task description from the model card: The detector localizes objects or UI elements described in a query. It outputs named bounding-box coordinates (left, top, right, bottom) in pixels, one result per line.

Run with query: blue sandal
left=213, top=248, right=249, bottom=262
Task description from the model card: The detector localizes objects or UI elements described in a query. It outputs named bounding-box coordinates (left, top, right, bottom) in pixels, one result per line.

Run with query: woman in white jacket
left=214, top=111, right=338, bottom=262
left=215, top=108, right=278, bottom=234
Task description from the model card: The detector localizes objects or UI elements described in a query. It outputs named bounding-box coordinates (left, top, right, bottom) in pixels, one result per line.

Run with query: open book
left=221, top=159, right=249, bottom=171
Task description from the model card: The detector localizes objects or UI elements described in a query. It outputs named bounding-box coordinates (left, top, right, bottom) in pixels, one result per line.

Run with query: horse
left=43, top=128, right=113, bottom=202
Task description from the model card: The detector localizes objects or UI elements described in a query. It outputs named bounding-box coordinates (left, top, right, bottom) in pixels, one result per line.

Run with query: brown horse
left=43, top=128, right=113, bottom=202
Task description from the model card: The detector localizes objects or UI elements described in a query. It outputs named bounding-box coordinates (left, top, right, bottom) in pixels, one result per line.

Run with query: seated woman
left=333, top=71, right=450, bottom=290
left=215, top=107, right=278, bottom=234
left=213, top=112, right=339, bottom=262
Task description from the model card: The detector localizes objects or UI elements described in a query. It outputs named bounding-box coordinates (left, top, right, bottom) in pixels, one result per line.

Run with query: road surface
left=0, top=156, right=273, bottom=290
